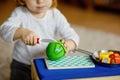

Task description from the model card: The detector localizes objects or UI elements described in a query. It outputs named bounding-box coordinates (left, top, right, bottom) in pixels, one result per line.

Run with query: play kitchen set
left=37, top=38, right=120, bottom=67
left=31, top=38, right=120, bottom=80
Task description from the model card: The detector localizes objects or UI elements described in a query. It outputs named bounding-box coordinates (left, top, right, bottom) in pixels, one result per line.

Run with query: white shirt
left=0, top=7, right=79, bottom=65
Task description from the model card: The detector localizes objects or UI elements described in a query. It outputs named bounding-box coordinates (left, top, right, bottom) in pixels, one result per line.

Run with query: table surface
left=70, top=76, right=120, bottom=80
left=33, top=57, right=120, bottom=80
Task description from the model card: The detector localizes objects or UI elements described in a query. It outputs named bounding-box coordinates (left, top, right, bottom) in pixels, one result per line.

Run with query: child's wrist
left=17, top=27, right=24, bottom=38
left=70, top=39, right=77, bottom=50
left=14, top=27, right=24, bottom=40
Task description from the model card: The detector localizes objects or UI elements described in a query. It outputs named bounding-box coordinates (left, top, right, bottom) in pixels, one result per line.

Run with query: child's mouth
left=37, top=5, right=46, bottom=9
left=37, top=6, right=45, bottom=9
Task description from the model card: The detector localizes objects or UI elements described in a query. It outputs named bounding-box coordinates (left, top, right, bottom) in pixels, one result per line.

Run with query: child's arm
left=53, top=8, right=79, bottom=49
left=14, top=27, right=37, bottom=46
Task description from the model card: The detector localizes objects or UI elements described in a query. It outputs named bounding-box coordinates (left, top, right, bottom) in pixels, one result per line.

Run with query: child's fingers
left=24, top=35, right=36, bottom=46
left=33, top=37, right=37, bottom=45
left=60, top=39, right=67, bottom=49
left=25, top=40, right=29, bottom=45
left=23, top=37, right=29, bottom=45
left=60, top=39, right=65, bottom=44
left=30, top=36, right=38, bottom=46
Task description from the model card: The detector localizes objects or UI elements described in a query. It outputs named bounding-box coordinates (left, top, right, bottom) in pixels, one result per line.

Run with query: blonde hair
left=15, top=0, right=57, bottom=8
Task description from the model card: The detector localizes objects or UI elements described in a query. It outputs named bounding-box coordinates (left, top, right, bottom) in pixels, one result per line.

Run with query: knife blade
left=37, top=38, right=56, bottom=43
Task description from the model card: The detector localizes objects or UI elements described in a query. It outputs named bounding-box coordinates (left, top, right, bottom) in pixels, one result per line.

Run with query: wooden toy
left=99, top=51, right=120, bottom=64
left=99, top=52, right=113, bottom=63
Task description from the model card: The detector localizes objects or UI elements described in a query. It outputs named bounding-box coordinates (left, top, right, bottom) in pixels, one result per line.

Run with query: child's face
left=24, top=0, right=52, bottom=14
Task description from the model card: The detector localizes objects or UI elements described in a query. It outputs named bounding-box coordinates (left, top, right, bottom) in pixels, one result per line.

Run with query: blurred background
left=0, top=0, right=120, bottom=80
left=57, top=0, right=120, bottom=35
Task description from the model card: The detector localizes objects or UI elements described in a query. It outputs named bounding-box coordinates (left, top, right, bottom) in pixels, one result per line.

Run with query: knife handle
left=37, top=38, right=40, bottom=44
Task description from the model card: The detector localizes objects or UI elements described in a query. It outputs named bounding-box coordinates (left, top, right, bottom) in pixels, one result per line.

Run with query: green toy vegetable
left=46, top=41, right=66, bottom=61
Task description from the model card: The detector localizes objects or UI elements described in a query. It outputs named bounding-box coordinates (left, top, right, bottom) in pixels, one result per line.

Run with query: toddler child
left=0, top=0, right=79, bottom=80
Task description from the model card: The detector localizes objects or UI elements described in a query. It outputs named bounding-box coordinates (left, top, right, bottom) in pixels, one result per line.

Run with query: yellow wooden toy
left=99, top=52, right=113, bottom=63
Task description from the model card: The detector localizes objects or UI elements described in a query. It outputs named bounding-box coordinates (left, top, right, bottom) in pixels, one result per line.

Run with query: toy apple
left=46, top=41, right=66, bottom=61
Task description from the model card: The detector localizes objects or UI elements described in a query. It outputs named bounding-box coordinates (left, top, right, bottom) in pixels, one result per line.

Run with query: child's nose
left=37, top=0, right=44, bottom=4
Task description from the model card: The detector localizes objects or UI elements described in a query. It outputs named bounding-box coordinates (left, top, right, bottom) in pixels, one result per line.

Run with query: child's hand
left=14, top=27, right=38, bottom=46
left=60, top=39, right=76, bottom=55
